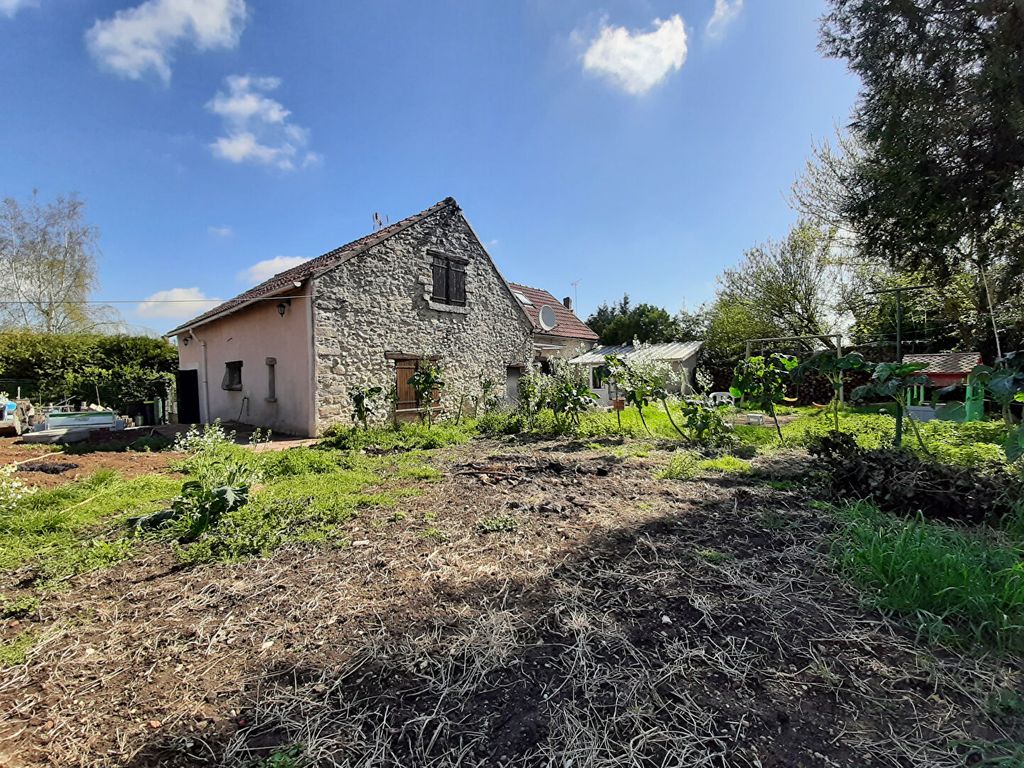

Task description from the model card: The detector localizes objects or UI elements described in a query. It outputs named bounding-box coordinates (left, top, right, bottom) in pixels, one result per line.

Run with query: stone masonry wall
left=312, top=205, right=535, bottom=433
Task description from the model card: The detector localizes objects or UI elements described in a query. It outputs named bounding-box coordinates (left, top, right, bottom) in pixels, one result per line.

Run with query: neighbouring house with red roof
left=507, top=282, right=599, bottom=369
left=167, top=198, right=567, bottom=436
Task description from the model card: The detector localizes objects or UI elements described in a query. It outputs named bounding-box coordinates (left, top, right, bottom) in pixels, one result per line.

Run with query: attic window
left=431, top=254, right=466, bottom=306
left=222, top=361, right=243, bottom=391
left=513, top=291, right=532, bottom=306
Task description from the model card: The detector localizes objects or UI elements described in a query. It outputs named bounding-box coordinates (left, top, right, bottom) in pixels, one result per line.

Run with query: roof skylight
left=513, top=291, right=533, bottom=306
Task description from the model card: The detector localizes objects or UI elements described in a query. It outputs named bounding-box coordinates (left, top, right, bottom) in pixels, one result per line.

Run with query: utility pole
left=867, top=284, right=931, bottom=447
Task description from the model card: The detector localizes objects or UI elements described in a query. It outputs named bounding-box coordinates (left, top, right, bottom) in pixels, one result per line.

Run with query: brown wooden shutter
left=448, top=260, right=466, bottom=305
left=431, top=256, right=447, bottom=302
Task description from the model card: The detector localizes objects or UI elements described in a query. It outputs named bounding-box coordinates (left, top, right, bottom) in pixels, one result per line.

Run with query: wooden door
left=394, top=359, right=418, bottom=422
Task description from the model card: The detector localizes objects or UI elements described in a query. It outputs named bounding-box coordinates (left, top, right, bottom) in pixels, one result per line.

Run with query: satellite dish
left=538, top=305, right=557, bottom=331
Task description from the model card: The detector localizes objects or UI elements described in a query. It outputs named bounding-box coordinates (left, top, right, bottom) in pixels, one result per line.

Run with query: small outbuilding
left=904, top=351, right=984, bottom=421
left=904, top=352, right=981, bottom=388
left=570, top=341, right=703, bottom=407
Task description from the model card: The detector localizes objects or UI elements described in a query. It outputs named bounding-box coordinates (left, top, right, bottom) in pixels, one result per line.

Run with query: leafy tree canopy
left=717, top=221, right=846, bottom=349
left=586, top=295, right=682, bottom=346
left=820, top=0, right=1024, bottom=279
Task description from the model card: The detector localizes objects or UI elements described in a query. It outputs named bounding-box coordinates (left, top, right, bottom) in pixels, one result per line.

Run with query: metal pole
left=867, top=284, right=932, bottom=448
left=894, top=289, right=903, bottom=447
left=836, top=334, right=845, bottom=405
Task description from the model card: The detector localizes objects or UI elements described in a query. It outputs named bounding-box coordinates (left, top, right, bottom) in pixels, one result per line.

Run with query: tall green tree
left=819, top=0, right=1024, bottom=356
left=717, top=221, right=847, bottom=349
left=586, top=295, right=682, bottom=346
left=700, top=297, right=781, bottom=364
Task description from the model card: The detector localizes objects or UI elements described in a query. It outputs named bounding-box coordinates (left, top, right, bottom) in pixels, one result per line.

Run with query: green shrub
left=477, top=409, right=527, bottom=436
left=834, top=501, right=1024, bottom=652
left=0, top=331, right=177, bottom=411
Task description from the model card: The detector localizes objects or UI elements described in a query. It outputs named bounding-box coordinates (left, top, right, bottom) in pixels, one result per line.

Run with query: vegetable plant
left=792, top=350, right=868, bottom=432
left=546, top=361, right=596, bottom=429
left=851, top=362, right=931, bottom=452
left=409, top=363, right=445, bottom=426
left=517, top=370, right=546, bottom=427
left=605, top=352, right=684, bottom=437
left=678, top=398, right=732, bottom=445
left=472, top=377, right=499, bottom=416
left=349, top=385, right=383, bottom=430
left=730, top=353, right=798, bottom=442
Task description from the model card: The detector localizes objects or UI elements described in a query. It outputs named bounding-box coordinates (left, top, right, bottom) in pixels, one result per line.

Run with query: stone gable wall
left=312, top=207, right=534, bottom=432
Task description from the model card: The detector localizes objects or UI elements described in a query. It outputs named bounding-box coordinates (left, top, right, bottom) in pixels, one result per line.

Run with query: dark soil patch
left=16, top=460, right=80, bottom=475
left=0, top=438, right=1020, bottom=768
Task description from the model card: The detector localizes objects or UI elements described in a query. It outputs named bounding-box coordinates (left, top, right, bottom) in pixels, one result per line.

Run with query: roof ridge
left=167, top=197, right=457, bottom=335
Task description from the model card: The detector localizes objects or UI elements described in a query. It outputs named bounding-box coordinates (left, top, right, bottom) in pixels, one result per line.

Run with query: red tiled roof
left=507, top=283, right=599, bottom=341
left=904, top=352, right=981, bottom=375
left=167, top=197, right=458, bottom=335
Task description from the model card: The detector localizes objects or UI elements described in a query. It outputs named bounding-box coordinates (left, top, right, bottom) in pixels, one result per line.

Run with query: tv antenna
left=372, top=212, right=389, bottom=232
left=570, top=279, right=580, bottom=309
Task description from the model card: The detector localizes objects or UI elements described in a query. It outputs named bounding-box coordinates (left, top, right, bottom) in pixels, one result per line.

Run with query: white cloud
left=207, top=75, right=320, bottom=171
left=137, top=287, right=220, bottom=321
left=581, top=15, right=687, bottom=95
left=1, top=0, right=38, bottom=18
left=86, top=0, right=246, bottom=83
left=705, top=0, right=743, bottom=40
left=208, top=224, right=233, bottom=237
left=237, top=256, right=309, bottom=285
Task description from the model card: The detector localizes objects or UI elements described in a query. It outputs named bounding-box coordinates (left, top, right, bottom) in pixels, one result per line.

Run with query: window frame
left=222, top=360, right=243, bottom=391
left=429, top=251, right=468, bottom=307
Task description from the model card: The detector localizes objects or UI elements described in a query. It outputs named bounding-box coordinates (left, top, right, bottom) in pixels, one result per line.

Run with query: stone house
left=167, top=197, right=550, bottom=436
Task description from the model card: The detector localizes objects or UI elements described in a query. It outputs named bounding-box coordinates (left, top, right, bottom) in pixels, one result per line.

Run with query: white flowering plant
left=0, top=463, right=35, bottom=514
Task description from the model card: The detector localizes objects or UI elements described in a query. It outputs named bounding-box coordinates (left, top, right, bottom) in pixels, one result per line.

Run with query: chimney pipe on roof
left=562, top=296, right=572, bottom=311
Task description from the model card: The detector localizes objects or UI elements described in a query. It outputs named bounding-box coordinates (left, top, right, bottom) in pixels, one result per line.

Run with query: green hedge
left=0, top=331, right=177, bottom=411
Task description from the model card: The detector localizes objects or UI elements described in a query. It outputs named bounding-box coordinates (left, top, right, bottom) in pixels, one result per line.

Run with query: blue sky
left=0, top=0, right=859, bottom=334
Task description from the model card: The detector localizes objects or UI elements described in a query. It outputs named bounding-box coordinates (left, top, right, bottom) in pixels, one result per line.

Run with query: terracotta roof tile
left=904, top=351, right=981, bottom=375
left=167, top=197, right=457, bottom=335
left=507, top=283, right=598, bottom=341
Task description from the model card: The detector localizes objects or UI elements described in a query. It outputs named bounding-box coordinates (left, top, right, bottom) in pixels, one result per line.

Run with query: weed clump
left=0, top=630, right=36, bottom=667
left=477, top=515, right=518, bottom=533
left=834, top=501, right=1024, bottom=652
left=657, top=452, right=750, bottom=480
